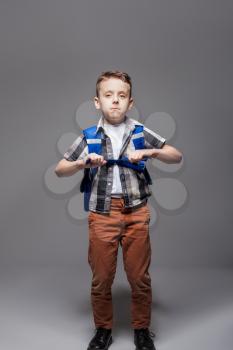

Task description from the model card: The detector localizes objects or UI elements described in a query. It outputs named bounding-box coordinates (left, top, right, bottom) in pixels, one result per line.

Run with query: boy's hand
left=84, top=153, right=107, bottom=168
left=127, top=150, right=147, bottom=163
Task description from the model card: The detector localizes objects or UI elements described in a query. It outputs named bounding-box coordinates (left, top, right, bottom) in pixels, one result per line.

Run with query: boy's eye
left=104, top=93, right=126, bottom=98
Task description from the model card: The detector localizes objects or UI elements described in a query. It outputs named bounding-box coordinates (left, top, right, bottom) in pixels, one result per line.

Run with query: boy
left=55, top=71, right=182, bottom=350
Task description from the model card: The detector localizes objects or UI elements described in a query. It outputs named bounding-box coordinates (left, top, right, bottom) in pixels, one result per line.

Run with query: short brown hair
left=96, top=70, right=132, bottom=98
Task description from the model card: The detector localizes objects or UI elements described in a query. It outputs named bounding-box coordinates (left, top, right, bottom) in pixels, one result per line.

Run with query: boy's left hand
left=127, top=150, right=148, bottom=163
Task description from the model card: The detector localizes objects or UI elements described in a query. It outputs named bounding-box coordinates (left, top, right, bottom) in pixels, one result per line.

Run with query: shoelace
left=95, top=328, right=110, bottom=343
left=136, top=328, right=155, bottom=342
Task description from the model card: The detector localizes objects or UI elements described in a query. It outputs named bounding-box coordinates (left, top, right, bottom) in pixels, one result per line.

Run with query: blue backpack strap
left=131, top=124, right=152, bottom=185
left=107, top=157, right=146, bottom=172
left=80, top=125, right=103, bottom=211
left=132, top=125, right=144, bottom=149
left=82, top=124, right=103, bottom=179
left=83, top=125, right=102, bottom=155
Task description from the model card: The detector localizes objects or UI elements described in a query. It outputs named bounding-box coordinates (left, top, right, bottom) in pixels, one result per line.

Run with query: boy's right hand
left=84, top=153, right=107, bottom=168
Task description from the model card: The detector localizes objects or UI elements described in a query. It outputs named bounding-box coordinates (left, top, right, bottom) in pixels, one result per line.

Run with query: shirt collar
left=95, top=115, right=143, bottom=135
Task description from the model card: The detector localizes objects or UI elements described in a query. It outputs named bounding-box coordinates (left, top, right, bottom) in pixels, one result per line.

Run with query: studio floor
left=0, top=263, right=233, bottom=350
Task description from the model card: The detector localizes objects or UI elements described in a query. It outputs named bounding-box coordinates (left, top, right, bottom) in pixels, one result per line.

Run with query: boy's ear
left=128, top=97, right=134, bottom=110
left=94, top=96, right=100, bottom=109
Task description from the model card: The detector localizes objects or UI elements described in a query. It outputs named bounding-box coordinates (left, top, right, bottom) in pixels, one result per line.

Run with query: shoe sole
left=135, top=344, right=156, bottom=350
left=87, top=335, right=113, bottom=350
left=135, top=341, right=156, bottom=350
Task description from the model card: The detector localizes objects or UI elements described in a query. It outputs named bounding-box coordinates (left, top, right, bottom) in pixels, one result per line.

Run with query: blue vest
left=80, top=124, right=152, bottom=211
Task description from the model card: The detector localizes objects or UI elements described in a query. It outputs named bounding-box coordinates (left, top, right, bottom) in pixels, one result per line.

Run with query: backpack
left=80, top=124, right=152, bottom=211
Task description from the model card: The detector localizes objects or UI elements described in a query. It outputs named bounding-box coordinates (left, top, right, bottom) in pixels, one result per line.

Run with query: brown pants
left=87, top=197, right=152, bottom=329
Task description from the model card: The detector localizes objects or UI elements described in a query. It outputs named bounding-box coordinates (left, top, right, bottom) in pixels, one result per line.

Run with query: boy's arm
left=55, top=158, right=87, bottom=177
left=54, top=134, right=106, bottom=177
left=55, top=155, right=107, bottom=177
left=128, top=126, right=182, bottom=164
left=54, top=134, right=88, bottom=177
left=143, top=144, right=183, bottom=164
left=127, top=145, right=182, bottom=164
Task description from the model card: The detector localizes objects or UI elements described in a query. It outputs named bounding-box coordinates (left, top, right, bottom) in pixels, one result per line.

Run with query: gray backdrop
left=1, top=2, right=233, bottom=349
left=1, top=0, right=232, bottom=268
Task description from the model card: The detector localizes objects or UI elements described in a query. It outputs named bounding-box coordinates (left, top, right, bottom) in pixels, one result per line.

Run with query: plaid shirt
left=63, top=115, right=166, bottom=213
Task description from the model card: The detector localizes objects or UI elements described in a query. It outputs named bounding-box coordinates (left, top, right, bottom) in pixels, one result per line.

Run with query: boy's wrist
left=75, top=159, right=86, bottom=170
left=145, top=149, right=160, bottom=158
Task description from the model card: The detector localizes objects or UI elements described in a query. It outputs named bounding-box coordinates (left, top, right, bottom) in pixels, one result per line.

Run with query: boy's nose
left=112, top=95, right=119, bottom=103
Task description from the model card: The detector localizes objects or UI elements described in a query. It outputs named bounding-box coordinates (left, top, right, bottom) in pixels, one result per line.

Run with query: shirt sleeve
left=143, top=126, right=166, bottom=149
left=63, top=134, right=88, bottom=161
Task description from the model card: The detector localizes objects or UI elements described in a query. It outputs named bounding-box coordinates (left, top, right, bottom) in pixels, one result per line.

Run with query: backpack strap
left=82, top=125, right=102, bottom=155
left=131, top=124, right=145, bottom=149
left=131, top=124, right=152, bottom=185
left=80, top=125, right=103, bottom=211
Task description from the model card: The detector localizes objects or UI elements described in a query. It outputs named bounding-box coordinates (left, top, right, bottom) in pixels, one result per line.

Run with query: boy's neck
left=103, top=115, right=126, bottom=127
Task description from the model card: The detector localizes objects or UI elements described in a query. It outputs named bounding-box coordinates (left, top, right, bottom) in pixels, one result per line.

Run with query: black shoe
left=87, top=327, right=113, bottom=350
left=134, top=328, right=156, bottom=350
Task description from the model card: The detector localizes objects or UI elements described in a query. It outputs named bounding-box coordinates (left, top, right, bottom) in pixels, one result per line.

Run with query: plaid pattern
left=63, top=115, right=166, bottom=213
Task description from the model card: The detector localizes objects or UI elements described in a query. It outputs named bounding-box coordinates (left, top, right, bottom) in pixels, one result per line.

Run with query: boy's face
left=94, top=77, right=133, bottom=125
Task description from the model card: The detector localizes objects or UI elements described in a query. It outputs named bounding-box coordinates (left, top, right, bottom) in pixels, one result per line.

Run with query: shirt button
left=108, top=182, right=111, bottom=185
